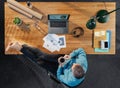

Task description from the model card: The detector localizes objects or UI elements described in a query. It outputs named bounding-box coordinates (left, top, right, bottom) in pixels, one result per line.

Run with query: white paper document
left=43, top=34, right=66, bottom=52
left=58, top=36, right=66, bottom=48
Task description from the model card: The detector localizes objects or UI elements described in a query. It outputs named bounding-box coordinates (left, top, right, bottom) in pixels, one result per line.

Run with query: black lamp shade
left=86, top=18, right=96, bottom=30
left=96, top=10, right=110, bottom=23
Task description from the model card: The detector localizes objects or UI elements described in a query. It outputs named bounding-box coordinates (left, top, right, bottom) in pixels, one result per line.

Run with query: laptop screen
left=48, top=14, right=69, bottom=20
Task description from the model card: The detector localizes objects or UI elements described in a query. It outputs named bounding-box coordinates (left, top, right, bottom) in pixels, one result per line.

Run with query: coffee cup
left=60, top=58, right=65, bottom=63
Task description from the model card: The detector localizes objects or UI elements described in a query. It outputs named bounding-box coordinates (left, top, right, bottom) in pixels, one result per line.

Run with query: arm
left=74, top=48, right=88, bottom=73
left=57, top=58, right=73, bottom=86
left=57, top=66, right=76, bottom=87
left=57, top=66, right=63, bottom=78
left=57, top=66, right=69, bottom=84
left=70, top=48, right=86, bottom=58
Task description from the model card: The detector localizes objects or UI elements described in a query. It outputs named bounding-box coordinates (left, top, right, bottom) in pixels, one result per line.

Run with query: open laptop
left=48, top=14, right=70, bottom=34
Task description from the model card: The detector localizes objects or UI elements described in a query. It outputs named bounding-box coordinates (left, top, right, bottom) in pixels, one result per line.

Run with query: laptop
left=48, top=14, right=70, bottom=34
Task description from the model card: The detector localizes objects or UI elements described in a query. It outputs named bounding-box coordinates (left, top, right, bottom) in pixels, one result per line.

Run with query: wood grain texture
left=5, top=2, right=116, bottom=54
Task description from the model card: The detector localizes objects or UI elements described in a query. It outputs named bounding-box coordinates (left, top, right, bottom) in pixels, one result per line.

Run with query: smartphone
left=101, top=40, right=109, bottom=49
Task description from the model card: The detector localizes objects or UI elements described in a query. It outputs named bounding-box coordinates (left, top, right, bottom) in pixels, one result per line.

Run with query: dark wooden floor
left=0, top=0, right=120, bottom=88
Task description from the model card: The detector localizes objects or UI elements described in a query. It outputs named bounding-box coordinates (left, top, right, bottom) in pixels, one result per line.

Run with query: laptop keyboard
left=50, top=21, right=66, bottom=27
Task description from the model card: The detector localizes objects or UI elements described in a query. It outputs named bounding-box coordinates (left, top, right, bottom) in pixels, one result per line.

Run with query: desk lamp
left=86, top=16, right=96, bottom=30
left=86, top=7, right=120, bottom=30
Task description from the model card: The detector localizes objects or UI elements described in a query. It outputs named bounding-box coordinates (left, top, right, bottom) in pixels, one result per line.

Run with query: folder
left=94, top=30, right=111, bottom=52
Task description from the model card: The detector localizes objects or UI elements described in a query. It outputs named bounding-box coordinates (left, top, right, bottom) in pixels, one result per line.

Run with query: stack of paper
left=43, top=34, right=66, bottom=52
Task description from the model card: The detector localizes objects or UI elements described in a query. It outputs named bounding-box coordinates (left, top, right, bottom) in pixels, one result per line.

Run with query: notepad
left=94, top=30, right=111, bottom=52
left=93, top=30, right=107, bottom=48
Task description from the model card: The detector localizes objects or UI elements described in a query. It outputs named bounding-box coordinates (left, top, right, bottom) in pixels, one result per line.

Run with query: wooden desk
left=5, top=2, right=116, bottom=54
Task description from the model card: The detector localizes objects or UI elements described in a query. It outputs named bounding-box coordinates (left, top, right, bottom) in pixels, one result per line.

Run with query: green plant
left=13, top=17, right=21, bottom=25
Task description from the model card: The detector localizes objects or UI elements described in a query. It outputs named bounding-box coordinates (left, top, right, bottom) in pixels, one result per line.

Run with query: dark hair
left=73, top=65, right=85, bottom=79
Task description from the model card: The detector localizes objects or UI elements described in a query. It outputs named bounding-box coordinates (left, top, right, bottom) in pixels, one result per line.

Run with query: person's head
left=71, top=63, right=85, bottom=79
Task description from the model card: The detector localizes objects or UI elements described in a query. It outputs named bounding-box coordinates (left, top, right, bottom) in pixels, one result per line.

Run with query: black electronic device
left=101, top=40, right=109, bottom=49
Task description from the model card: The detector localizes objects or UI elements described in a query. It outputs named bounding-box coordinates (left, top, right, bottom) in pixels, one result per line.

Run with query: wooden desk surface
left=5, top=2, right=116, bottom=54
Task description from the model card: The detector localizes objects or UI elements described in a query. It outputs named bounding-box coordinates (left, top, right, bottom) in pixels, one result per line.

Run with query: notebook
left=94, top=30, right=111, bottom=52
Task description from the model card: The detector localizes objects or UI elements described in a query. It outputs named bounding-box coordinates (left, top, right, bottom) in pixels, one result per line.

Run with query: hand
left=63, top=55, right=71, bottom=60
left=58, top=57, right=62, bottom=64
left=6, top=42, right=22, bottom=51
